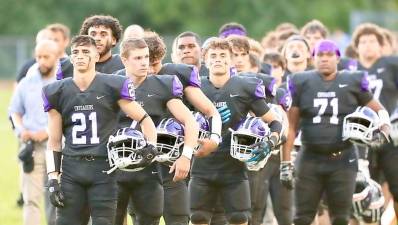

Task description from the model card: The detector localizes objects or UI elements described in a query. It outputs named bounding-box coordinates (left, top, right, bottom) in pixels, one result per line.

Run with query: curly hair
left=144, top=31, right=166, bottom=63
left=79, top=15, right=123, bottom=45
left=352, top=23, right=384, bottom=48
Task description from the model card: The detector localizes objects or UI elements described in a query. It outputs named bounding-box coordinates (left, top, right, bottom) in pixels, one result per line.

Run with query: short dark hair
left=120, top=38, right=148, bottom=58
left=71, top=35, right=96, bottom=48
left=176, top=31, right=201, bottom=46
left=301, top=20, right=329, bottom=38
left=249, top=53, right=261, bottom=69
left=263, top=52, right=286, bottom=70
left=227, top=35, right=250, bottom=53
left=219, top=22, right=247, bottom=38
left=144, top=31, right=167, bottom=63
left=79, top=15, right=123, bottom=45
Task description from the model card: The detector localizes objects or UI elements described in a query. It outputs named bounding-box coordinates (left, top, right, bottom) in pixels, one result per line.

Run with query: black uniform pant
left=294, top=147, right=357, bottom=225
left=57, top=156, right=117, bottom=225
left=189, top=172, right=251, bottom=224
left=369, top=142, right=398, bottom=202
left=159, top=164, right=190, bottom=225
left=115, top=165, right=163, bottom=225
left=262, top=154, right=293, bottom=225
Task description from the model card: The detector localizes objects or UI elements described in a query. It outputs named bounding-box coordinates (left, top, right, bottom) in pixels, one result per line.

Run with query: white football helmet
left=229, top=116, right=271, bottom=171
left=390, top=107, right=398, bottom=146
left=342, top=106, right=379, bottom=146
left=107, top=127, right=148, bottom=173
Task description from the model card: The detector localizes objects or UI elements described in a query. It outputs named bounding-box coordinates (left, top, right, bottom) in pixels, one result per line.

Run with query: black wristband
left=138, top=113, right=149, bottom=125
left=269, top=120, right=282, bottom=134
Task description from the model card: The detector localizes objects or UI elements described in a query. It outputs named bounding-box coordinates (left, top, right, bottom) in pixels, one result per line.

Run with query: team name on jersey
left=317, top=92, right=336, bottom=98
left=214, top=101, right=227, bottom=108
left=74, top=105, right=94, bottom=111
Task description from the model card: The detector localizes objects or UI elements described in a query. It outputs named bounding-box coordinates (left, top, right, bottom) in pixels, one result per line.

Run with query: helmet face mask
left=390, top=108, right=398, bottom=145
left=155, top=118, right=185, bottom=164
left=230, top=116, right=271, bottom=171
left=352, top=171, right=384, bottom=223
left=107, top=128, right=147, bottom=172
left=342, top=107, right=379, bottom=146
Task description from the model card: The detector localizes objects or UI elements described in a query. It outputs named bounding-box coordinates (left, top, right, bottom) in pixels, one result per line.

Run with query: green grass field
left=0, top=81, right=31, bottom=224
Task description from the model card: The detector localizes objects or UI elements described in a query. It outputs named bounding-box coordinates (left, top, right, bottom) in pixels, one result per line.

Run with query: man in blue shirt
left=9, top=39, right=59, bottom=225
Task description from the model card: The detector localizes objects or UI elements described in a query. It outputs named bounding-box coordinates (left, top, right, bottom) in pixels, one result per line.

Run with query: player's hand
left=217, top=105, right=231, bottom=124
left=194, top=139, right=218, bottom=158
left=280, top=161, right=295, bottom=190
left=20, top=130, right=32, bottom=142
left=137, top=144, right=159, bottom=168
left=48, top=179, right=64, bottom=208
left=247, top=141, right=272, bottom=163
left=369, top=128, right=390, bottom=149
left=31, top=130, right=48, bottom=142
left=169, top=155, right=190, bottom=182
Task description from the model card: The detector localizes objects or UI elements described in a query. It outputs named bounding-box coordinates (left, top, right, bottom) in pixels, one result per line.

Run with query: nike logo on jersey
left=338, top=84, right=348, bottom=88
left=147, top=94, right=155, bottom=97
left=230, top=94, right=239, bottom=97
left=377, top=68, right=385, bottom=74
left=151, top=171, right=158, bottom=174
left=349, top=158, right=355, bottom=163
left=96, top=95, right=105, bottom=100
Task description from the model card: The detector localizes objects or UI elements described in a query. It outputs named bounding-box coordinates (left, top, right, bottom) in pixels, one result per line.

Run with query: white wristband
left=182, top=146, right=194, bottom=160
left=378, top=109, right=391, bottom=127
left=210, top=133, right=221, bottom=145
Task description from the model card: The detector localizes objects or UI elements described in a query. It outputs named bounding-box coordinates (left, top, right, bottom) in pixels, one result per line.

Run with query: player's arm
left=46, top=109, right=63, bottom=180
left=282, top=106, right=300, bottom=162
left=185, top=86, right=222, bottom=156
left=167, top=98, right=199, bottom=181
left=366, top=99, right=391, bottom=133
left=259, top=108, right=282, bottom=146
left=118, top=99, right=157, bottom=144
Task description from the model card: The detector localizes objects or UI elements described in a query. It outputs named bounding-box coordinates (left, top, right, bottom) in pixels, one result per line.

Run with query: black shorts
left=189, top=172, right=250, bottom=222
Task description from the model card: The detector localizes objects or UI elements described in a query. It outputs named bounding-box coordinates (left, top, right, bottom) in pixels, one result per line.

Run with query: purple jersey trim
left=120, top=79, right=135, bottom=101
left=230, top=67, right=237, bottom=76
left=42, top=91, right=53, bottom=112
left=361, top=72, right=370, bottom=92
left=172, top=76, right=184, bottom=97
left=56, top=60, right=64, bottom=80
left=347, top=59, right=358, bottom=71
left=188, top=67, right=201, bottom=88
left=268, top=78, right=276, bottom=96
left=254, top=80, right=266, bottom=99
left=287, top=77, right=296, bottom=95
left=279, top=92, right=292, bottom=111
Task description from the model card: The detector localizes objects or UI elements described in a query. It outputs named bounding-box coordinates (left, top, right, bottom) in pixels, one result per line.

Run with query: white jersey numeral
left=71, top=112, right=100, bottom=145
left=313, top=98, right=339, bottom=125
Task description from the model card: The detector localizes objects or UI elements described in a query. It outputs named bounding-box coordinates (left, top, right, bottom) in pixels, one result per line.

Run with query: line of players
left=16, top=14, right=398, bottom=225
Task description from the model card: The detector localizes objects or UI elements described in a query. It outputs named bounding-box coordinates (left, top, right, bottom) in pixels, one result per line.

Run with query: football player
left=114, top=38, right=199, bottom=225
left=189, top=37, right=282, bottom=225
left=43, top=35, right=157, bottom=225
left=283, top=40, right=390, bottom=225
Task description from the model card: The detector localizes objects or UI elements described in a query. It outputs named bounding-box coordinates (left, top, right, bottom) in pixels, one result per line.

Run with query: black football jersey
left=289, top=70, right=373, bottom=152
left=240, top=72, right=277, bottom=104
left=192, top=75, right=270, bottom=174
left=117, top=75, right=183, bottom=128
left=42, top=73, right=134, bottom=157
left=157, top=63, right=201, bottom=89
left=357, top=56, right=398, bottom=114
left=58, top=54, right=124, bottom=80
left=338, top=57, right=358, bottom=71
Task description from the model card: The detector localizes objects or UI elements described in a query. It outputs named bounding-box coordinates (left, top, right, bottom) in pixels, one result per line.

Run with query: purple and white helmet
left=107, top=127, right=148, bottom=173
left=229, top=116, right=271, bottom=170
left=193, top=112, right=210, bottom=140
left=352, top=171, right=384, bottom=223
left=156, top=118, right=185, bottom=164
left=343, top=106, right=379, bottom=146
